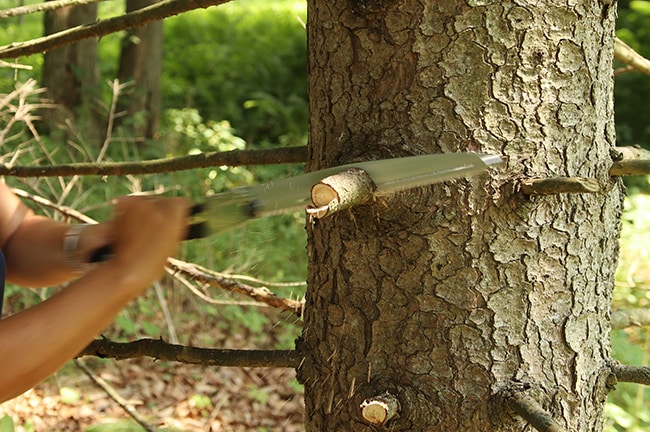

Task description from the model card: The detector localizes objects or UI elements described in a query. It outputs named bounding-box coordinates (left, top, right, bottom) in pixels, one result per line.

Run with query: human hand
left=98, top=196, right=190, bottom=292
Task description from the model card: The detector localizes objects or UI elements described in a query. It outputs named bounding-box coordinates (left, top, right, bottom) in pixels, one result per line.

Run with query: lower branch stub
left=360, top=392, right=400, bottom=426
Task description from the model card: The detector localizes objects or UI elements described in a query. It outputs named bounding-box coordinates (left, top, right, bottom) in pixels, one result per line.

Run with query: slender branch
left=503, top=389, right=566, bottom=432
left=0, top=0, right=108, bottom=19
left=77, top=337, right=302, bottom=368
left=0, top=146, right=308, bottom=177
left=611, top=308, right=650, bottom=329
left=0, top=0, right=233, bottom=59
left=610, top=362, right=650, bottom=386
left=520, top=177, right=600, bottom=196
left=11, top=187, right=98, bottom=223
left=74, top=359, right=156, bottom=432
left=614, top=37, right=650, bottom=76
left=167, top=258, right=304, bottom=316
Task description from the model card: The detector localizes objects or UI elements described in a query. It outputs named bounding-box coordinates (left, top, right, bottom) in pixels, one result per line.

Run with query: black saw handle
left=88, top=203, right=206, bottom=263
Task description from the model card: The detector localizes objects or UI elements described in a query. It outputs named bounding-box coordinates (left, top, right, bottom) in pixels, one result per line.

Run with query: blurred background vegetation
left=2, top=0, right=650, bottom=430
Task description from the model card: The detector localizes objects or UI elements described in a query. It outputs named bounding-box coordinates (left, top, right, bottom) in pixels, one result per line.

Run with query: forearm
left=0, top=262, right=138, bottom=403
left=3, top=215, right=73, bottom=287
left=3, top=214, right=110, bottom=287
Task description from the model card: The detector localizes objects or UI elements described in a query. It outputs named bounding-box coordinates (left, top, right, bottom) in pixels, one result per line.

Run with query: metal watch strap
left=62, top=224, right=91, bottom=274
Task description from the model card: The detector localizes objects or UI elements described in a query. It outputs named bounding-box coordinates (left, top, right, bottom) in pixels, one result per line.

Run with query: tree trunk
left=41, top=1, right=101, bottom=140
left=116, top=0, right=164, bottom=142
left=298, top=1, right=623, bottom=431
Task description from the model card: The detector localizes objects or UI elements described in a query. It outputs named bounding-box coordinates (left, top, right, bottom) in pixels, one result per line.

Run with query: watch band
left=62, top=224, right=91, bottom=274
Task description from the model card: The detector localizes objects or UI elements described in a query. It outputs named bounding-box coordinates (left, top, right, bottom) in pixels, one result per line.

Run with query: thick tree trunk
left=299, top=1, right=623, bottom=431
left=41, top=1, right=101, bottom=139
left=116, top=0, right=163, bottom=142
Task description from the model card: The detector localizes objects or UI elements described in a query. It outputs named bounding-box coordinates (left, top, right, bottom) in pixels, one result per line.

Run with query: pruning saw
left=90, top=152, right=501, bottom=261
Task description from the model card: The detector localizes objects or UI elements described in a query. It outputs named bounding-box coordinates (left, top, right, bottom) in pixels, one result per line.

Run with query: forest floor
left=0, top=291, right=306, bottom=432
left=0, top=355, right=304, bottom=431
left=0, top=354, right=305, bottom=432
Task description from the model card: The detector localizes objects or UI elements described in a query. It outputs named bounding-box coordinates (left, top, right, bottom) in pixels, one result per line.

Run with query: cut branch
left=611, top=308, right=650, bottom=329
left=78, top=337, right=302, bottom=368
left=306, top=167, right=376, bottom=218
left=610, top=362, right=650, bottom=386
left=0, top=146, right=307, bottom=177
left=360, top=392, right=400, bottom=426
left=520, top=177, right=600, bottom=196
left=167, top=258, right=304, bottom=316
left=614, top=37, right=650, bottom=76
left=503, top=389, right=566, bottom=432
left=0, top=0, right=233, bottom=59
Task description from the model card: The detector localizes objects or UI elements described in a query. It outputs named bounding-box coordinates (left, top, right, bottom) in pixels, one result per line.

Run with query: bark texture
left=299, top=0, right=623, bottom=431
left=116, top=0, right=164, bottom=140
left=41, top=1, right=101, bottom=137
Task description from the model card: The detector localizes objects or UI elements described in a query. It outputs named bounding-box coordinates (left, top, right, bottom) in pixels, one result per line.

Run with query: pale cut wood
left=307, top=167, right=376, bottom=218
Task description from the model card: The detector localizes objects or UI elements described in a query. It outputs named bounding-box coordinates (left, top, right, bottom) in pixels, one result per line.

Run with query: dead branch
left=0, top=146, right=308, bottom=177
left=75, top=359, right=156, bottom=432
left=503, top=389, right=566, bottom=432
left=0, top=0, right=233, bottom=59
left=0, top=0, right=107, bottom=19
left=167, top=258, right=304, bottom=316
left=520, top=177, right=600, bottom=196
left=78, top=337, right=302, bottom=368
left=611, top=308, right=650, bottom=329
left=610, top=361, right=650, bottom=386
left=614, top=37, right=650, bottom=76
left=11, top=187, right=97, bottom=223
left=610, top=160, right=650, bottom=177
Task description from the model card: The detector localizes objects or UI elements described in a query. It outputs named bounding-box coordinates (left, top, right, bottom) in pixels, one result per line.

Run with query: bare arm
left=0, top=181, right=110, bottom=287
left=0, top=195, right=189, bottom=402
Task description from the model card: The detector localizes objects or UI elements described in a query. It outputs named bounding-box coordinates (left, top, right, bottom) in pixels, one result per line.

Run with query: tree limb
left=0, top=0, right=233, bottom=59
left=77, top=337, right=302, bottom=368
left=0, top=0, right=108, bottom=19
left=611, top=308, right=650, bottom=329
left=609, top=361, right=650, bottom=386
left=0, top=146, right=308, bottom=177
left=503, top=389, right=566, bottom=432
left=614, top=37, right=650, bottom=76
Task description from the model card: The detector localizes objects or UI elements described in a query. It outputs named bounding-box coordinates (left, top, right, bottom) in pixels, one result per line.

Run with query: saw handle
left=88, top=203, right=206, bottom=263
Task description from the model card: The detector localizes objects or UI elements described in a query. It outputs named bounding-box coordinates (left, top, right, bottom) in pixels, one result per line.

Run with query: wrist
left=62, top=224, right=92, bottom=274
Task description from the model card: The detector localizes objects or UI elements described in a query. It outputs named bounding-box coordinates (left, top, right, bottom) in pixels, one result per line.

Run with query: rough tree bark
left=298, top=0, right=623, bottom=431
left=116, top=0, right=164, bottom=141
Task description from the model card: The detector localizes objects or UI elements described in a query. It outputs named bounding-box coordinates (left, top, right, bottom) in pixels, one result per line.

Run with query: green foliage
left=0, top=416, right=15, bottom=432
left=609, top=192, right=650, bottom=430
left=615, top=1, right=650, bottom=148
left=162, top=0, right=308, bottom=147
